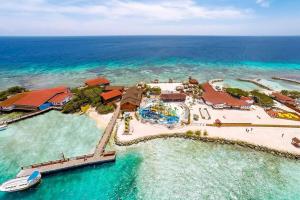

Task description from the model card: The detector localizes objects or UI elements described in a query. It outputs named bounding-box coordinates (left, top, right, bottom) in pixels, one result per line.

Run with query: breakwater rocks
left=115, top=133, right=300, bottom=160
left=272, top=77, right=300, bottom=85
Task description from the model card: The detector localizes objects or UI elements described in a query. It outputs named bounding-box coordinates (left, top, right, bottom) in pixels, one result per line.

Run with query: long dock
left=16, top=105, right=120, bottom=177
left=272, top=77, right=300, bottom=85
left=237, top=78, right=273, bottom=91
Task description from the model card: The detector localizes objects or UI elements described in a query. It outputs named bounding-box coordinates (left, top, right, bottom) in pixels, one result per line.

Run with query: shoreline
left=86, top=108, right=113, bottom=130
left=114, top=132, right=300, bottom=160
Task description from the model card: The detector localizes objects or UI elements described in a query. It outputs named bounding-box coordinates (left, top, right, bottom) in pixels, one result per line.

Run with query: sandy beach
left=87, top=108, right=113, bottom=129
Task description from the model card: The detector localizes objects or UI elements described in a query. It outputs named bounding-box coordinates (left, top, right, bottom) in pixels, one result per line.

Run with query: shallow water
left=0, top=111, right=102, bottom=184
left=1, top=138, right=300, bottom=200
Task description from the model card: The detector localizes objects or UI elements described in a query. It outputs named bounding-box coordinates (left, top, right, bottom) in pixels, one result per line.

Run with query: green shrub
left=281, top=90, right=300, bottom=99
left=186, top=130, right=194, bottom=136
left=203, top=130, right=208, bottom=136
left=96, top=105, right=114, bottom=114
left=250, top=90, right=274, bottom=107
left=0, top=86, right=26, bottom=101
left=62, top=86, right=104, bottom=113
left=195, top=130, right=202, bottom=137
left=226, top=88, right=249, bottom=98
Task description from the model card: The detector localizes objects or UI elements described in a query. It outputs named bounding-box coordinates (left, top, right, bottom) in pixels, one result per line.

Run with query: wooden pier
left=16, top=105, right=120, bottom=177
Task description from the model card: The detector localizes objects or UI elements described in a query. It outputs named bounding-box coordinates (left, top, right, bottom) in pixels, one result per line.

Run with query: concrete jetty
left=237, top=78, right=273, bottom=91
left=16, top=105, right=120, bottom=178
left=272, top=77, right=300, bottom=85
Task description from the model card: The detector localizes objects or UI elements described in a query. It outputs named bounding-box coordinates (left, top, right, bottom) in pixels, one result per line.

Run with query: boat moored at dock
left=0, top=171, right=41, bottom=192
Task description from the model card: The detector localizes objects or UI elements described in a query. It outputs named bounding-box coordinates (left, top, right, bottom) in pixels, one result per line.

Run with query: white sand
left=147, top=82, right=183, bottom=93
left=116, top=98, right=300, bottom=155
left=87, top=108, right=113, bottom=129
left=117, top=117, right=300, bottom=154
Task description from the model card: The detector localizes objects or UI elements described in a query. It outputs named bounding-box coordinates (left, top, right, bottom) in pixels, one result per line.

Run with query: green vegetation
left=96, top=105, right=114, bottom=114
left=0, top=111, right=25, bottom=121
left=226, top=87, right=249, bottom=98
left=281, top=90, right=300, bottom=99
left=203, top=130, right=208, bottom=136
left=195, top=130, right=202, bottom=137
left=63, top=86, right=114, bottom=114
left=0, top=86, right=26, bottom=101
left=186, top=130, right=194, bottom=137
left=145, top=85, right=161, bottom=95
left=250, top=90, right=274, bottom=107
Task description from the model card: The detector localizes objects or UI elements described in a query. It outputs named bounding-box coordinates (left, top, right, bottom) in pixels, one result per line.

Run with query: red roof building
left=85, top=77, right=110, bottom=87
left=202, top=83, right=250, bottom=109
left=0, top=86, right=71, bottom=111
left=100, top=90, right=122, bottom=104
left=272, top=92, right=296, bottom=105
left=48, top=92, right=72, bottom=106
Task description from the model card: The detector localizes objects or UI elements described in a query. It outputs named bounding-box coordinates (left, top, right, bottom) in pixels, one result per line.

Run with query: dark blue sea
left=0, top=36, right=300, bottom=90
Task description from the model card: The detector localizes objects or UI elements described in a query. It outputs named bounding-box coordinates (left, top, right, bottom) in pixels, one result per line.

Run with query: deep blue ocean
left=0, top=36, right=300, bottom=90
left=1, top=36, right=300, bottom=200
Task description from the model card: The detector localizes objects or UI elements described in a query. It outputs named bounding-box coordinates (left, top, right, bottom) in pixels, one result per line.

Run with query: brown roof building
left=272, top=92, right=296, bottom=106
left=160, top=93, right=186, bottom=102
left=100, top=90, right=122, bottom=104
left=202, top=83, right=250, bottom=109
left=120, top=87, right=143, bottom=111
left=189, top=79, right=199, bottom=85
left=104, top=86, right=125, bottom=92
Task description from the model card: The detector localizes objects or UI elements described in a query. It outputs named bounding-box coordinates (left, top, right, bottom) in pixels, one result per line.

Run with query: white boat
left=0, top=123, right=8, bottom=131
left=0, top=171, right=41, bottom=192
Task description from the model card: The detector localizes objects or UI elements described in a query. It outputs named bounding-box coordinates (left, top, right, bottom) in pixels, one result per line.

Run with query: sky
left=0, top=0, right=299, bottom=36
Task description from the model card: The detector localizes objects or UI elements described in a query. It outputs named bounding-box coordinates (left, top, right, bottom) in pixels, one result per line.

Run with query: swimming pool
left=139, top=102, right=180, bottom=125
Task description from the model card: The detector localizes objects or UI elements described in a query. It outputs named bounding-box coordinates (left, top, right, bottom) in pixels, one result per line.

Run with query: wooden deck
left=17, top=153, right=116, bottom=177
left=16, top=105, right=120, bottom=178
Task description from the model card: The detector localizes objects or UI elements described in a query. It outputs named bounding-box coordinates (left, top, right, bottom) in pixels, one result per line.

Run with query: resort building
left=160, top=93, right=186, bottom=102
left=84, top=77, right=110, bottom=87
left=188, top=77, right=199, bottom=85
left=202, top=83, right=250, bottom=110
left=0, top=86, right=72, bottom=111
left=100, top=90, right=122, bottom=104
left=120, top=87, right=143, bottom=112
left=271, top=92, right=296, bottom=106
left=104, top=86, right=125, bottom=92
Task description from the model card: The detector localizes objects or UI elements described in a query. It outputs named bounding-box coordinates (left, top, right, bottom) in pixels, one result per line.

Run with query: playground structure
left=139, top=101, right=180, bottom=126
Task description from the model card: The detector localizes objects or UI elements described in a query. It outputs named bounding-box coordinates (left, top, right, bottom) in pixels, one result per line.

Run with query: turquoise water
left=1, top=60, right=300, bottom=91
left=0, top=111, right=103, bottom=195
left=1, top=138, right=300, bottom=199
